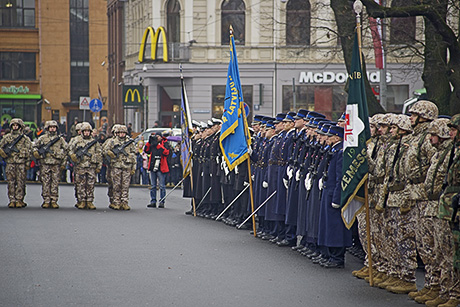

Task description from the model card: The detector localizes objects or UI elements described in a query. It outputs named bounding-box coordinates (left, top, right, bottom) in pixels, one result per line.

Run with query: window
left=286, top=0, right=311, bottom=46
left=0, top=99, right=37, bottom=122
left=212, top=85, right=253, bottom=121
left=221, top=0, right=245, bottom=45
left=167, top=0, right=180, bottom=43
left=0, top=52, right=36, bottom=80
left=390, top=0, right=416, bottom=44
left=70, top=0, right=89, bottom=102
left=0, top=0, right=35, bottom=28
left=282, top=85, right=347, bottom=120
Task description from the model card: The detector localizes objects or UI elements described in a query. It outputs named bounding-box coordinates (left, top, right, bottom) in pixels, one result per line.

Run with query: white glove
left=287, top=166, right=293, bottom=180
left=223, top=165, right=229, bottom=176
left=221, top=159, right=226, bottom=170
left=262, top=181, right=268, bottom=188
left=295, top=170, right=301, bottom=181
left=283, top=178, right=289, bottom=189
left=243, top=181, right=249, bottom=187
left=248, top=147, right=253, bottom=155
left=304, top=176, right=309, bottom=190
left=306, top=178, right=312, bottom=191
left=216, top=156, right=219, bottom=164
left=210, top=173, right=212, bottom=177
left=251, top=174, right=255, bottom=181
left=332, top=203, right=340, bottom=209
left=201, top=172, right=204, bottom=177
left=306, top=172, right=311, bottom=182
left=235, top=165, right=239, bottom=174
left=318, top=178, right=324, bottom=190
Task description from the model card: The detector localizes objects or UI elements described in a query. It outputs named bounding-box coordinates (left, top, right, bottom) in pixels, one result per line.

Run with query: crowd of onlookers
left=0, top=117, right=182, bottom=186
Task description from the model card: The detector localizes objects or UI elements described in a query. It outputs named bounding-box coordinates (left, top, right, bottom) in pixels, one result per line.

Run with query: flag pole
left=353, top=0, right=374, bottom=286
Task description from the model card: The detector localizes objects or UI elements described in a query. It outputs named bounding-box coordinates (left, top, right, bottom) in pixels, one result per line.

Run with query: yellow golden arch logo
left=125, top=88, right=141, bottom=103
left=138, top=26, right=168, bottom=63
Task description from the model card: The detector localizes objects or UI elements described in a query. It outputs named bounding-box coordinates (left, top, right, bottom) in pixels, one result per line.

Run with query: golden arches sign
left=122, top=86, right=143, bottom=107
left=138, top=26, right=168, bottom=63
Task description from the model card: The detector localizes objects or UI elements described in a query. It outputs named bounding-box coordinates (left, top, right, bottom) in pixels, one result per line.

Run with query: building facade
left=0, top=0, right=108, bottom=135
left=115, top=0, right=424, bottom=130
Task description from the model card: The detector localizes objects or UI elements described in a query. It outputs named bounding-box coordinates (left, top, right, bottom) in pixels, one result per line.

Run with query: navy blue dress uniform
left=183, top=120, right=200, bottom=200
left=317, top=125, right=352, bottom=268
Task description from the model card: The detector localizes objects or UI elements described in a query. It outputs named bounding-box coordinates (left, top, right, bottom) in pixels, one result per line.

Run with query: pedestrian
left=0, top=118, right=32, bottom=208
left=32, top=120, right=68, bottom=209
left=68, top=122, right=102, bottom=210
left=145, top=132, right=170, bottom=208
left=105, top=125, right=136, bottom=210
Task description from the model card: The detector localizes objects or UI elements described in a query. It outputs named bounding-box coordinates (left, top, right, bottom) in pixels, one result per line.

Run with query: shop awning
left=0, top=94, right=41, bottom=99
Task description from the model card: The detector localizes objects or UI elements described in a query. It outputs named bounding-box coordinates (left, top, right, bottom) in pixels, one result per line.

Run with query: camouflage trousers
left=372, top=209, right=388, bottom=273
left=397, top=207, right=417, bottom=283
left=383, top=208, right=399, bottom=277
left=5, top=163, right=27, bottom=203
left=434, top=219, right=454, bottom=299
left=414, top=202, right=438, bottom=288
left=39, top=164, right=60, bottom=203
left=357, top=208, right=379, bottom=269
left=106, top=166, right=113, bottom=203
left=111, top=167, right=131, bottom=206
left=451, top=229, right=460, bottom=299
left=74, top=166, right=96, bottom=203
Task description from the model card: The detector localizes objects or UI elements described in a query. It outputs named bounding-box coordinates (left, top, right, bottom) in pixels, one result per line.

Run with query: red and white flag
left=369, top=0, right=384, bottom=69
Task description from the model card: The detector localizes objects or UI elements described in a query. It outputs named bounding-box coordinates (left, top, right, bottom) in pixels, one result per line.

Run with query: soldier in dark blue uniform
left=316, top=125, right=352, bottom=268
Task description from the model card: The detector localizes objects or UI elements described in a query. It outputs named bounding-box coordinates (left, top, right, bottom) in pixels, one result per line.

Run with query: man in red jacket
left=145, top=133, right=170, bottom=208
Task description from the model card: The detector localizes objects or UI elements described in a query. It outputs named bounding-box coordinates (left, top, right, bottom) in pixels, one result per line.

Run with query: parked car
left=135, top=128, right=181, bottom=143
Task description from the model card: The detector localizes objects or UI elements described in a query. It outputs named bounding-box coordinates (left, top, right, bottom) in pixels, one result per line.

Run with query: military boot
left=86, top=202, right=96, bottom=210
left=76, top=202, right=86, bottom=209
left=8, top=202, right=15, bottom=208
left=378, top=276, right=400, bottom=289
left=372, top=272, right=389, bottom=286
left=425, top=296, right=449, bottom=307
left=41, top=202, right=50, bottom=209
left=111, top=204, right=121, bottom=210
left=50, top=202, right=59, bottom=209
left=365, top=271, right=383, bottom=284
left=121, top=203, right=131, bottom=210
left=352, top=266, right=368, bottom=278
left=387, top=280, right=417, bottom=294
left=409, top=287, right=430, bottom=300
left=438, top=298, right=460, bottom=307
left=109, top=203, right=115, bottom=209
left=16, top=201, right=26, bottom=208
left=415, top=287, right=440, bottom=304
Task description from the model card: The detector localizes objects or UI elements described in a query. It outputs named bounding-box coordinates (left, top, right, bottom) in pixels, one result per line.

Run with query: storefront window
left=0, top=52, right=36, bottom=80
left=212, top=85, right=253, bottom=121
left=0, top=99, right=37, bottom=122
left=0, top=0, right=35, bottom=28
left=282, top=85, right=347, bottom=120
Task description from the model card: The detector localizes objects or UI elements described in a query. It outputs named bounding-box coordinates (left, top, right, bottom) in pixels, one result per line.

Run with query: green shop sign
left=2, top=85, right=30, bottom=94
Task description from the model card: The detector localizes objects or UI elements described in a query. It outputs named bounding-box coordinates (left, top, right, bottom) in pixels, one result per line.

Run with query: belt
left=388, top=182, right=405, bottom=192
left=409, top=176, right=426, bottom=185
left=374, top=177, right=384, bottom=184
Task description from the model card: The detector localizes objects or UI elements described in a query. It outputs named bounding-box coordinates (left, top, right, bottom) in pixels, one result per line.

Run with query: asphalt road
left=0, top=182, right=423, bottom=307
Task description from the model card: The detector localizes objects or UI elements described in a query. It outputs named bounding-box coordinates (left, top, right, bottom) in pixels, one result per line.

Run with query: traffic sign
left=79, top=96, right=90, bottom=110
left=89, top=98, right=103, bottom=113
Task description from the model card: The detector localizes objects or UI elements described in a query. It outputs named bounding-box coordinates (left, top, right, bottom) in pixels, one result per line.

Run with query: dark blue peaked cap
left=283, top=111, right=296, bottom=122
left=329, top=125, right=344, bottom=138
left=294, top=109, right=309, bottom=119
left=306, top=111, right=326, bottom=119
left=273, top=113, right=286, bottom=124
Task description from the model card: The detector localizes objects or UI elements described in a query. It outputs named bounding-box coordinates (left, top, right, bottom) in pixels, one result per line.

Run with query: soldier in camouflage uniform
left=105, top=125, right=136, bottom=210
left=0, top=118, right=32, bottom=208
left=375, top=114, right=416, bottom=294
left=32, top=120, right=68, bottom=209
left=69, top=122, right=102, bottom=209
left=401, top=101, right=438, bottom=296
left=103, top=124, right=120, bottom=206
left=430, top=114, right=460, bottom=307
left=412, top=118, right=454, bottom=305
left=68, top=122, right=82, bottom=198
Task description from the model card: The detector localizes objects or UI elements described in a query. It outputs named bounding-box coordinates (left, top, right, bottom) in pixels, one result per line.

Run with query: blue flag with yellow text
left=219, top=33, right=250, bottom=171
left=340, top=32, right=371, bottom=229
left=180, top=76, right=193, bottom=178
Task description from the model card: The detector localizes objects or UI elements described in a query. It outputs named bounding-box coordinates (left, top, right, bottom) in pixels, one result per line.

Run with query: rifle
left=371, top=136, right=380, bottom=159
left=318, top=146, right=334, bottom=201
left=111, top=139, right=134, bottom=158
left=2, top=134, right=24, bottom=156
left=442, top=137, right=457, bottom=192
left=382, top=136, right=403, bottom=208
left=306, top=144, right=324, bottom=200
left=37, top=135, right=61, bottom=156
left=75, top=139, right=98, bottom=159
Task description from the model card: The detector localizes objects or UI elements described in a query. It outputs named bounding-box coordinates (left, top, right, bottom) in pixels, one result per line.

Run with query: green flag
left=340, top=32, right=371, bottom=229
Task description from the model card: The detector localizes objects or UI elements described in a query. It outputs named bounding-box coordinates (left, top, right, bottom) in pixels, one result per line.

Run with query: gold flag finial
left=229, top=25, right=233, bottom=35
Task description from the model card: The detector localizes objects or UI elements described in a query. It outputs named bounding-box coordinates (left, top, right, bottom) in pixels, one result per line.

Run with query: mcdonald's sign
left=123, top=86, right=143, bottom=107
left=138, top=26, right=168, bottom=63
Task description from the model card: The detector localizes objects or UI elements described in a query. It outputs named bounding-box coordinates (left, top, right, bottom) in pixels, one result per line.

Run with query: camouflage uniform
left=0, top=118, right=32, bottom=208
left=105, top=125, right=136, bottom=210
left=68, top=123, right=83, bottom=199
left=424, top=119, right=454, bottom=301
left=32, top=120, right=68, bottom=208
left=103, top=124, right=120, bottom=205
left=68, top=123, right=102, bottom=209
left=438, top=114, right=460, bottom=304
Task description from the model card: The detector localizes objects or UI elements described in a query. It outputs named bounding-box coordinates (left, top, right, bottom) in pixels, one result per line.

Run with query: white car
left=136, top=127, right=181, bottom=143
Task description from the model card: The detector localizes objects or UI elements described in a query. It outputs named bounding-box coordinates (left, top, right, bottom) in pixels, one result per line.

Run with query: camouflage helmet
left=10, top=118, right=24, bottom=128
left=393, top=114, right=413, bottom=132
left=116, top=125, right=128, bottom=134
left=428, top=118, right=450, bottom=139
left=370, top=113, right=384, bottom=126
left=111, top=124, right=120, bottom=134
left=80, top=122, right=92, bottom=131
left=408, top=100, right=439, bottom=121
left=448, top=114, right=460, bottom=129
left=44, top=120, right=59, bottom=130
left=75, top=123, right=83, bottom=132
left=377, top=113, right=393, bottom=126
